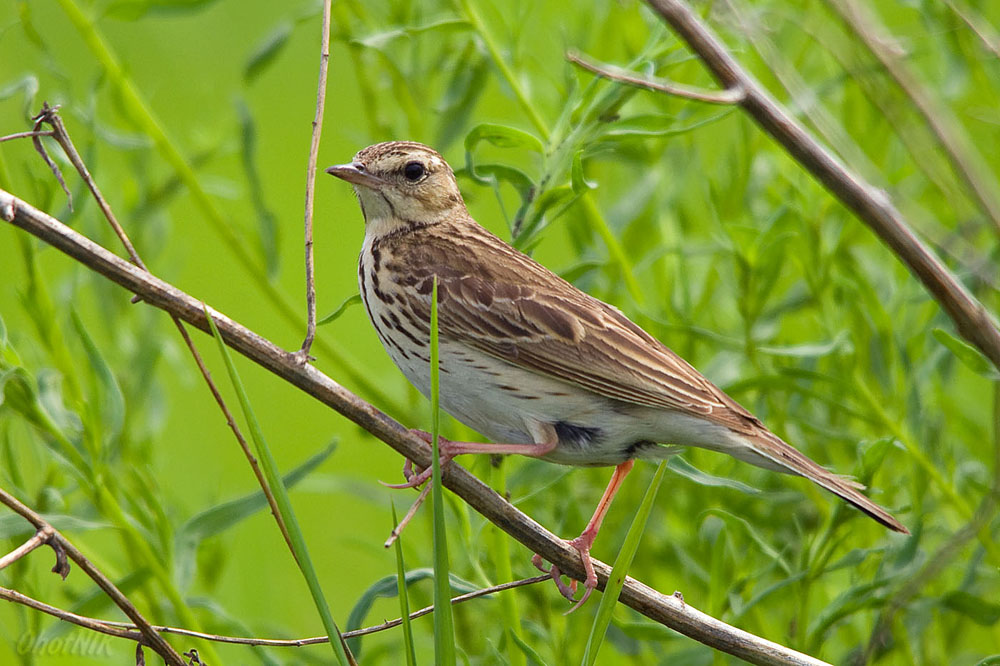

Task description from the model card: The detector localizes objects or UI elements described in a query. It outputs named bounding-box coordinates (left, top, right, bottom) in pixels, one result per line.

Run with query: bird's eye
left=403, top=161, right=425, bottom=182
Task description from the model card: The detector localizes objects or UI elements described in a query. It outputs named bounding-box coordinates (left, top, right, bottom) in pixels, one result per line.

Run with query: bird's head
left=326, top=141, right=465, bottom=238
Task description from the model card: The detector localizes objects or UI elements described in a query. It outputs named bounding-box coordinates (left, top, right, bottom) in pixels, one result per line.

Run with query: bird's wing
left=392, top=220, right=761, bottom=435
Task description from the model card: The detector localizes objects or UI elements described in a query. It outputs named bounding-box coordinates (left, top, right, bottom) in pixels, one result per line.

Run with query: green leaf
left=174, top=442, right=337, bottom=590
left=582, top=461, right=667, bottom=665
left=933, top=328, right=999, bottom=379
left=435, top=41, right=490, bottom=150
left=351, top=18, right=470, bottom=51
left=571, top=149, right=596, bottom=194
left=0, top=513, right=110, bottom=539
left=346, top=568, right=478, bottom=657
left=757, top=332, right=851, bottom=358
left=597, top=109, right=735, bottom=140
left=667, top=456, right=761, bottom=495
left=943, top=591, right=1000, bottom=626
left=458, top=162, right=535, bottom=195
left=236, top=99, right=281, bottom=279
left=70, top=310, right=126, bottom=448
left=318, top=293, right=363, bottom=326
left=465, top=123, right=545, bottom=153
left=105, top=0, right=223, bottom=20
left=244, top=20, right=294, bottom=83
left=509, top=629, right=548, bottom=664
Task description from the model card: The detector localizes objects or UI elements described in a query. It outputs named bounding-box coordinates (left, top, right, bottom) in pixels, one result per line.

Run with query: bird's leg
left=383, top=423, right=559, bottom=489
left=534, top=460, right=635, bottom=612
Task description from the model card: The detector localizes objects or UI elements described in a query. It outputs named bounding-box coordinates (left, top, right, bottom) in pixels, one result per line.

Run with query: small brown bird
left=327, top=141, right=908, bottom=607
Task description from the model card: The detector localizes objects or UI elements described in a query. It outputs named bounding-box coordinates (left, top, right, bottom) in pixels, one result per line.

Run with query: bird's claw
left=532, top=548, right=596, bottom=612
left=379, top=430, right=453, bottom=489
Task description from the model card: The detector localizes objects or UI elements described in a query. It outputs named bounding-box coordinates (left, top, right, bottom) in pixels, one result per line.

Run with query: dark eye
left=403, top=161, right=425, bottom=182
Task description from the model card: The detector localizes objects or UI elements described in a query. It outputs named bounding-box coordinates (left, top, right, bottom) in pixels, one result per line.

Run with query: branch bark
left=0, top=188, right=827, bottom=666
left=644, top=0, right=1000, bottom=371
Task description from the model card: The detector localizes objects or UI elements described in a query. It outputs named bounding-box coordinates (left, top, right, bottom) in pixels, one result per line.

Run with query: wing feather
left=386, top=218, right=761, bottom=434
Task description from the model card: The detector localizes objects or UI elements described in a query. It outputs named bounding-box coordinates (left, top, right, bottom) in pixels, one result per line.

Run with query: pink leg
left=384, top=424, right=558, bottom=490
left=536, top=460, right=635, bottom=612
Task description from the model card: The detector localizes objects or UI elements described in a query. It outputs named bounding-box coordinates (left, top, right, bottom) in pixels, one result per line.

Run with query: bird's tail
left=745, top=430, right=909, bottom=534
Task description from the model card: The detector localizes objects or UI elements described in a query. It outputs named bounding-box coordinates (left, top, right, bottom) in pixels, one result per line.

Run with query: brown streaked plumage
left=327, top=141, right=908, bottom=608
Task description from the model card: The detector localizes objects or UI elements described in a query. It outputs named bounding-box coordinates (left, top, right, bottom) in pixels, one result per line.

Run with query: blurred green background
left=1, top=0, right=999, bottom=663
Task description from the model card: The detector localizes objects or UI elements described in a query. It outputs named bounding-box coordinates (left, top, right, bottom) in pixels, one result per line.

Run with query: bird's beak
left=325, top=162, right=385, bottom=189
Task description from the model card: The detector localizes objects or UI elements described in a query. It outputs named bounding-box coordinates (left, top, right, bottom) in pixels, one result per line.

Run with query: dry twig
left=293, top=0, right=334, bottom=362
left=1, top=575, right=550, bottom=648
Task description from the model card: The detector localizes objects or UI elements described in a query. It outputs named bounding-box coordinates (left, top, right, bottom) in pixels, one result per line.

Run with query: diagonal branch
left=642, top=0, right=1000, bottom=372
left=566, top=50, right=746, bottom=104
left=0, top=188, right=827, bottom=666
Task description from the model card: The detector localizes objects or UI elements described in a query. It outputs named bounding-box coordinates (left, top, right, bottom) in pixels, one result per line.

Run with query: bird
left=326, top=140, right=908, bottom=608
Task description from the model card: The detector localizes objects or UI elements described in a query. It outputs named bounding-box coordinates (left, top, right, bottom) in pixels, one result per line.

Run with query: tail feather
left=748, top=431, right=909, bottom=534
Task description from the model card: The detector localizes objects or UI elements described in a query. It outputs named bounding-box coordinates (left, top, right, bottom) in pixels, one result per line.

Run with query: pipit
left=327, top=141, right=908, bottom=608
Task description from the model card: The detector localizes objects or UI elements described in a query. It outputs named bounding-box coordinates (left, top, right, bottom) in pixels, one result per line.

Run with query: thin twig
left=1, top=190, right=828, bottom=666
left=384, top=483, right=432, bottom=548
left=0, top=129, right=56, bottom=143
left=33, top=103, right=144, bottom=268
left=823, top=0, right=1000, bottom=236
left=567, top=50, right=745, bottom=104
left=0, top=527, right=55, bottom=571
left=30, top=104, right=71, bottom=206
left=31, top=105, right=296, bottom=558
left=642, top=0, right=1000, bottom=373
left=0, top=586, right=143, bottom=641
left=0, top=486, right=185, bottom=665
left=294, top=0, right=333, bottom=363
left=0, top=575, right=550, bottom=650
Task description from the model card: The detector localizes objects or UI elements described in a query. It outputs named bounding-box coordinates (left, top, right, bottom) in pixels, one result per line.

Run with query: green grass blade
left=392, top=502, right=418, bottom=666
left=488, top=461, right=526, bottom=666
left=581, top=461, right=668, bottom=666
left=203, top=306, right=351, bottom=665
left=430, top=277, right=457, bottom=664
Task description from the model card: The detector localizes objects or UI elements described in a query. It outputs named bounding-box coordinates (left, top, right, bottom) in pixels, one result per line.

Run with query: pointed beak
left=325, top=162, right=385, bottom=189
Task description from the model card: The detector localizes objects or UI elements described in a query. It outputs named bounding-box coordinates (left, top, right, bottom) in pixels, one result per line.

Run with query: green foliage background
left=1, top=0, right=999, bottom=663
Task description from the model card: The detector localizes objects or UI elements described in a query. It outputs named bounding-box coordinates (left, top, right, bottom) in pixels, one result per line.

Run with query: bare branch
left=567, top=50, right=745, bottom=104
left=0, top=527, right=54, bottom=571
left=0, top=486, right=185, bottom=665
left=0, top=586, right=143, bottom=642
left=643, top=0, right=1000, bottom=372
left=0, top=129, right=56, bottom=143
left=1, top=189, right=829, bottom=666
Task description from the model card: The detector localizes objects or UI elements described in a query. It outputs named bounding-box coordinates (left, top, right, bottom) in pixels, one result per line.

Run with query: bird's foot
left=531, top=534, right=599, bottom=614
left=380, top=430, right=454, bottom=489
